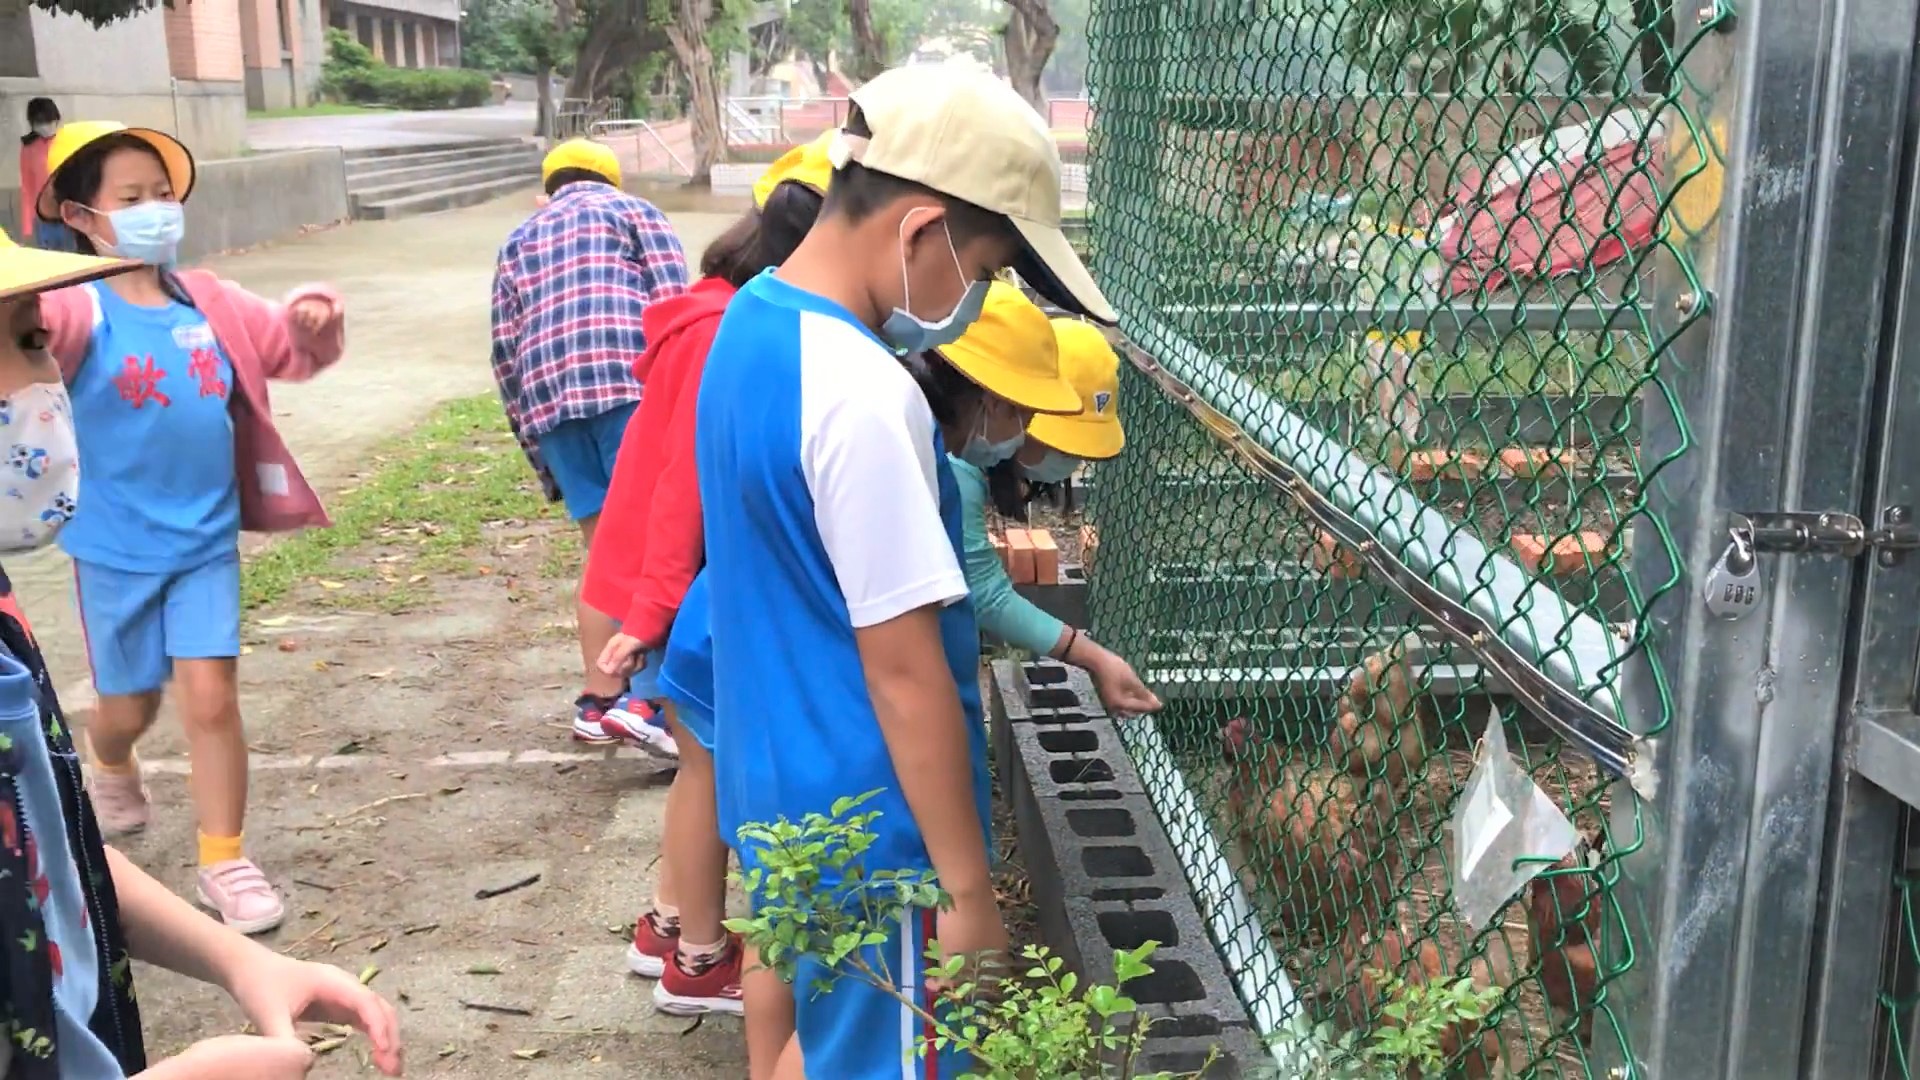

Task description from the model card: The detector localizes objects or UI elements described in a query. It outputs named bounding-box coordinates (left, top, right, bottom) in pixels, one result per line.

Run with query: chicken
left=1330, top=631, right=1431, bottom=792
left=1525, top=828, right=1607, bottom=1047
left=1340, top=923, right=1505, bottom=1079
left=1222, top=715, right=1394, bottom=940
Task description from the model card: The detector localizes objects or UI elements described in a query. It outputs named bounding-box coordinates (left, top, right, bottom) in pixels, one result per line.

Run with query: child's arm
left=105, top=845, right=403, bottom=1075
left=952, top=457, right=1066, bottom=655
left=809, top=385, right=993, bottom=905
left=625, top=340, right=710, bottom=647
left=216, top=279, right=346, bottom=382
left=488, top=265, right=560, bottom=501
left=35, top=284, right=98, bottom=381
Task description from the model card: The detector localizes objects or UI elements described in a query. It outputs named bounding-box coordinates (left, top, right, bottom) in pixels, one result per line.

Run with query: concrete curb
left=989, top=658, right=1265, bottom=1077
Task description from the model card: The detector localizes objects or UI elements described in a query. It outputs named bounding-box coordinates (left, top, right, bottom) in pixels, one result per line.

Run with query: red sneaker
left=626, top=909, right=678, bottom=978
left=652, top=936, right=745, bottom=1016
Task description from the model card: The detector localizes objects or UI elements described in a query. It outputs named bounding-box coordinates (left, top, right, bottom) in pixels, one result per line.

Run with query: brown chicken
left=1525, top=828, right=1608, bottom=1047
left=1330, top=632, right=1431, bottom=792
left=1222, top=713, right=1395, bottom=939
left=1339, top=923, right=1505, bottom=1079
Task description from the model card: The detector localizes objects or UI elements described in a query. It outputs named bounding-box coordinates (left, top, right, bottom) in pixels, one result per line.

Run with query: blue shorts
left=626, top=646, right=665, bottom=702
left=537, top=402, right=636, bottom=520
left=789, top=906, right=974, bottom=1078
left=31, top=220, right=76, bottom=253
left=659, top=684, right=713, bottom=752
left=658, top=573, right=714, bottom=751
left=74, top=551, right=242, bottom=696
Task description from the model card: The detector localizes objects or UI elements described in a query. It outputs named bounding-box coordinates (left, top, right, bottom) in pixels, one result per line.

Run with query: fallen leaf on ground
left=257, top=615, right=294, bottom=628
left=466, top=963, right=501, bottom=975
left=366, top=670, right=394, bottom=680
left=512, top=1049, right=544, bottom=1061
left=317, top=580, right=347, bottom=590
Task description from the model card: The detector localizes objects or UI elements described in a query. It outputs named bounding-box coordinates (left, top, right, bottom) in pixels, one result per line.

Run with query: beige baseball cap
left=835, top=65, right=1115, bottom=325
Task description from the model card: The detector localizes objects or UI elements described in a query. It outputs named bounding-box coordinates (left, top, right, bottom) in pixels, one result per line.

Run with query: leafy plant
left=322, top=28, right=490, bottom=108
left=1266, top=969, right=1504, bottom=1079
left=726, top=791, right=1209, bottom=1079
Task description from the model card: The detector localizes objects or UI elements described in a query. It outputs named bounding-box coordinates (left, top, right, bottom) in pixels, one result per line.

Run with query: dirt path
left=8, top=195, right=750, bottom=1076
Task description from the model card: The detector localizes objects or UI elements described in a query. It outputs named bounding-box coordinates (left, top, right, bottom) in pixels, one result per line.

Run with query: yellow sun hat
left=0, top=227, right=139, bottom=302
left=542, top=138, right=622, bottom=189
left=934, top=282, right=1081, bottom=415
left=1025, top=318, right=1126, bottom=460
left=753, top=130, right=836, bottom=209
left=37, top=121, right=196, bottom=223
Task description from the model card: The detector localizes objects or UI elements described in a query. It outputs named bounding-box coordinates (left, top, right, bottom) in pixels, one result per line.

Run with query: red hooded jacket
left=582, top=276, right=736, bottom=646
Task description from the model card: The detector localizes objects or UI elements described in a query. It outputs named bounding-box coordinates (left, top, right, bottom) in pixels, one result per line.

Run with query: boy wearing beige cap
left=694, top=64, right=1111, bottom=1078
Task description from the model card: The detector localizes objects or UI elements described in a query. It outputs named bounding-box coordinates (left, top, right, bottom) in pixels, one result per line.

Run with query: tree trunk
left=1000, top=0, right=1058, bottom=113
left=667, top=0, right=725, bottom=184
left=535, top=61, right=556, bottom=137
left=846, top=0, right=887, bottom=81
left=1632, top=0, right=1677, bottom=94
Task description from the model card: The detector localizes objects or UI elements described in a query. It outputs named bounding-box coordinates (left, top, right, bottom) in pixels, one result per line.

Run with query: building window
left=402, top=20, right=417, bottom=66
left=356, top=13, right=373, bottom=48
left=380, top=17, right=396, bottom=64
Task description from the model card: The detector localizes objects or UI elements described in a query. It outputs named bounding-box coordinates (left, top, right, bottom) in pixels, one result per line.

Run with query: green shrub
left=321, top=28, right=489, bottom=109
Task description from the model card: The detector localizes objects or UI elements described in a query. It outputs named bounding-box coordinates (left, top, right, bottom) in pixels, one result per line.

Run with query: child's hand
left=225, top=954, right=403, bottom=1076
left=931, top=890, right=1010, bottom=995
left=1079, top=642, right=1162, bottom=715
left=599, top=632, right=647, bottom=678
left=288, top=297, right=335, bottom=335
left=153, top=1034, right=314, bottom=1079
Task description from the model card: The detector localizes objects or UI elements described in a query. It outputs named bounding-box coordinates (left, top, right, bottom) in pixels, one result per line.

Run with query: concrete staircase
left=344, top=139, right=542, bottom=221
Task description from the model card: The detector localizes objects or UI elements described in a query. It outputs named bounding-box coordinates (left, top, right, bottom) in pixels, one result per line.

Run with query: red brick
left=1030, top=529, right=1060, bottom=583
left=1311, top=531, right=1364, bottom=579
left=1079, top=524, right=1099, bottom=575
left=1498, top=446, right=1586, bottom=479
left=1005, top=529, right=1038, bottom=584
left=1407, top=449, right=1487, bottom=482
left=1512, top=531, right=1609, bottom=574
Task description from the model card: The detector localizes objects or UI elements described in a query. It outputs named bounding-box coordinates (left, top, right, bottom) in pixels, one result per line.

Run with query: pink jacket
left=41, top=269, right=346, bottom=532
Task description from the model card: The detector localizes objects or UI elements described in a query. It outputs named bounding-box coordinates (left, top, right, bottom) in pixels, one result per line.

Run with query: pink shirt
left=18, top=138, right=49, bottom=238
left=39, top=271, right=345, bottom=532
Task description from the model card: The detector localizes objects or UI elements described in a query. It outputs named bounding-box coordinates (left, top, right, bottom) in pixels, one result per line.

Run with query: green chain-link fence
left=1079, top=0, right=1722, bottom=1075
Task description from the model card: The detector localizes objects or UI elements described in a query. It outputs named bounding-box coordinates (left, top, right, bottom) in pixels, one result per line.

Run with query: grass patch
left=247, top=102, right=380, bottom=119
left=242, top=395, right=556, bottom=610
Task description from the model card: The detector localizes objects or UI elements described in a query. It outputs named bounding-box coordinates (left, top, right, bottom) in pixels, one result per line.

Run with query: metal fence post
left=1614, top=0, right=1916, bottom=1074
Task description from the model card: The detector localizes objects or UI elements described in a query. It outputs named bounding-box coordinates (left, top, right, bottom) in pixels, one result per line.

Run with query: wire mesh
left=1081, top=0, right=1724, bottom=1075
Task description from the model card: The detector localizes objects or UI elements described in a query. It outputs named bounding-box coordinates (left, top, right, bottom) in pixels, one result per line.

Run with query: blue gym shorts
left=74, top=550, right=242, bottom=696
left=537, top=402, right=637, bottom=521
left=785, top=906, right=976, bottom=1079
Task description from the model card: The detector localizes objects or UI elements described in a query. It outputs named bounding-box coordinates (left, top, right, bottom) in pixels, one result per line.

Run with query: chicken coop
left=1075, top=0, right=1920, bottom=1076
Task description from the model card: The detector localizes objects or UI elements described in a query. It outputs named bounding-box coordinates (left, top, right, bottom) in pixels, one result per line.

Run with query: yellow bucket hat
left=934, top=282, right=1080, bottom=415
left=37, top=121, right=196, bottom=223
left=752, top=130, right=835, bottom=209
left=1026, top=319, right=1126, bottom=460
left=542, top=138, right=622, bottom=189
left=0, top=227, right=139, bottom=301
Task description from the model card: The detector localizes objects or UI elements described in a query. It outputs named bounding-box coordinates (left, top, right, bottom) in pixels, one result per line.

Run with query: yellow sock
left=198, top=832, right=244, bottom=866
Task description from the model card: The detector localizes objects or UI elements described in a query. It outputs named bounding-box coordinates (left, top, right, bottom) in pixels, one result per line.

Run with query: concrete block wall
left=989, top=659, right=1266, bottom=1076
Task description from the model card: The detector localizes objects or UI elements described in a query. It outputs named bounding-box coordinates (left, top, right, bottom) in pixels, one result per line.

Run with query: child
left=586, top=136, right=832, bottom=1073
left=18, top=99, right=73, bottom=253
left=490, top=138, right=690, bottom=747
left=35, top=121, right=347, bottom=934
left=694, top=65, right=1110, bottom=1078
left=0, top=227, right=401, bottom=1079
left=945, top=317, right=1161, bottom=715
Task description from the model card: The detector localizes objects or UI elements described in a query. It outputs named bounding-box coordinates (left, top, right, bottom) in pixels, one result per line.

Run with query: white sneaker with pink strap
left=197, top=859, right=286, bottom=935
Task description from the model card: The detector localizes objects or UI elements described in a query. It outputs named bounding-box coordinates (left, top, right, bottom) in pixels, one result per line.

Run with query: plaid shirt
left=489, top=182, right=689, bottom=491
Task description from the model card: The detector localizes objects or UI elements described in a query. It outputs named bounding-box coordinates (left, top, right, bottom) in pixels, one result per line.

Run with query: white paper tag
left=256, top=461, right=290, bottom=497
left=1458, top=770, right=1513, bottom=878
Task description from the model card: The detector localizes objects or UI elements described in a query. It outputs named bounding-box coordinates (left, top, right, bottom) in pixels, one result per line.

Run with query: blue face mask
left=959, top=400, right=1026, bottom=468
left=879, top=212, right=989, bottom=355
left=1019, top=449, right=1082, bottom=484
left=94, top=200, right=185, bottom=266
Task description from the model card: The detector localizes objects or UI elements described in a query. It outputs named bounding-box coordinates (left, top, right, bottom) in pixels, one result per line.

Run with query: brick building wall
left=165, top=0, right=246, bottom=82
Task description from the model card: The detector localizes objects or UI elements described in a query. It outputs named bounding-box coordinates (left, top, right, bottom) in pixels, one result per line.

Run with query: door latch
left=1729, top=508, right=1920, bottom=567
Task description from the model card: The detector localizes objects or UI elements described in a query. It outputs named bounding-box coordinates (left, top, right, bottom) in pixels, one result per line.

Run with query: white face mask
left=32, top=123, right=56, bottom=140
left=0, top=383, right=79, bottom=552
